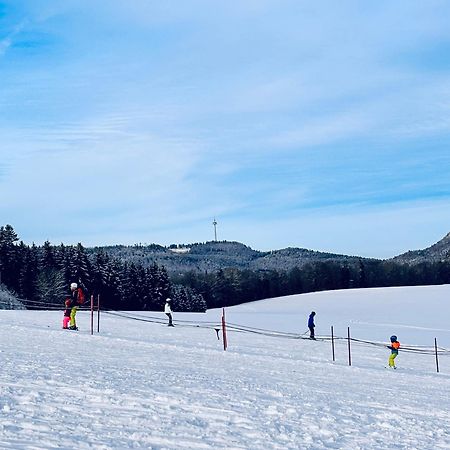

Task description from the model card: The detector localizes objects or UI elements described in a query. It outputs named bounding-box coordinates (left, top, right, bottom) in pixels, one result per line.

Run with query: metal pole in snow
left=435, top=338, right=440, bottom=373
left=97, top=294, right=100, bottom=333
left=331, top=326, right=335, bottom=362
left=347, top=327, right=352, bottom=366
left=222, top=308, right=227, bottom=351
left=90, top=295, right=94, bottom=336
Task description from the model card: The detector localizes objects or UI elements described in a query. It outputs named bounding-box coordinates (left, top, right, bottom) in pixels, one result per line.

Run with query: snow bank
left=0, top=285, right=25, bottom=310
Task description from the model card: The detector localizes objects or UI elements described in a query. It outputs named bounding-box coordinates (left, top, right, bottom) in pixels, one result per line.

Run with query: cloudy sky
left=1, top=1, right=450, bottom=258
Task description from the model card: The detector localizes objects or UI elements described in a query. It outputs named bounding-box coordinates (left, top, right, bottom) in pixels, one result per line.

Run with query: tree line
left=172, top=258, right=450, bottom=308
left=0, top=225, right=206, bottom=312
left=1, top=224, right=450, bottom=312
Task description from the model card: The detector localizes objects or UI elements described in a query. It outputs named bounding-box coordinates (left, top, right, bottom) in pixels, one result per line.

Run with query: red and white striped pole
left=222, top=308, right=228, bottom=351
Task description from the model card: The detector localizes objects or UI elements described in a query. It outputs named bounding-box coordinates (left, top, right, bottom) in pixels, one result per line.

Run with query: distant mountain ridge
left=90, top=240, right=371, bottom=274
left=91, top=232, right=450, bottom=273
left=393, top=232, right=450, bottom=264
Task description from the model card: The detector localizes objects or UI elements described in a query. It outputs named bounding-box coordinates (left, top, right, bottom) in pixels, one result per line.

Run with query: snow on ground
left=1, top=285, right=450, bottom=449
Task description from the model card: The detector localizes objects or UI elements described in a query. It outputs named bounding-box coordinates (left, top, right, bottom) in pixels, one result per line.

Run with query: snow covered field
left=1, top=285, right=450, bottom=449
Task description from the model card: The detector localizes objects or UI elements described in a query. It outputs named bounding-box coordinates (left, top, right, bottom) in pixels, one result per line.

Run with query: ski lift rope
left=1, top=297, right=450, bottom=355
left=101, top=308, right=450, bottom=355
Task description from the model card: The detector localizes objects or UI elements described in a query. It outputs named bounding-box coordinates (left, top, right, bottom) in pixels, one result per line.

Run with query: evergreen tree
left=287, top=267, right=303, bottom=295
left=0, top=224, right=19, bottom=288
left=74, top=243, right=92, bottom=292
left=41, top=241, right=58, bottom=271
left=91, top=250, right=109, bottom=296
left=36, top=268, right=66, bottom=307
left=104, top=259, right=122, bottom=309
left=170, top=284, right=207, bottom=312
left=156, top=265, right=171, bottom=305
left=54, top=244, right=66, bottom=271
left=18, top=243, right=39, bottom=304
left=211, top=269, right=233, bottom=308
left=120, top=263, right=142, bottom=309
left=62, top=246, right=78, bottom=288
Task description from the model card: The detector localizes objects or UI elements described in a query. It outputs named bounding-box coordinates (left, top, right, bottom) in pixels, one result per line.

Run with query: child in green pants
left=388, top=335, right=400, bottom=368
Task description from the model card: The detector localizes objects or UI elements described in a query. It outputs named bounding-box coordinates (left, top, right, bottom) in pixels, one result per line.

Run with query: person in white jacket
left=164, top=298, right=174, bottom=327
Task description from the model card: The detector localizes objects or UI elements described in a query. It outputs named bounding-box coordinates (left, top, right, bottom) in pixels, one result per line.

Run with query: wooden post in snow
left=347, top=326, right=352, bottom=366
left=331, top=326, right=335, bottom=362
left=90, top=294, right=94, bottom=336
left=435, top=337, right=440, bottom=373
left=97, top=294, right=100, bottom=333
left=222, top=308, right=227, bottom=351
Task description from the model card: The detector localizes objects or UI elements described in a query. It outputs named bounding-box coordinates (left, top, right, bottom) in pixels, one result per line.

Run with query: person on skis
left=164, top=298, right=174, bottom=327
left=62, top=298, right=72, bottom=329
left=388, top=335, right=400, bottom=369
left=308, top=311, right=316, bottom=339
left=68, top=282, right=85, bottom=330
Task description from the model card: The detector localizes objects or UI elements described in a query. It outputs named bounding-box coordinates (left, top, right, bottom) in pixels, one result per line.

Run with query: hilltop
left=393, top=232, right=450, bottom=264
left=91, top=240, right=369, bottom=274
left=90, top=232, right=450, bottom=275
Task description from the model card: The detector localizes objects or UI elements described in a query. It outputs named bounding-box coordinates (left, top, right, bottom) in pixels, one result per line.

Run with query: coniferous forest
left=0, top=225, right=205, bottom=312
left=1, top=224, right=450, bottom=312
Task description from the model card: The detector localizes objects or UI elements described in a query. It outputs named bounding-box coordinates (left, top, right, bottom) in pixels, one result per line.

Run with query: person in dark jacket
left=68, top=282, right=85, bottom=330
left=387, top=335, right=400, bottom=369
left=308, top=311, right=316, bottom=339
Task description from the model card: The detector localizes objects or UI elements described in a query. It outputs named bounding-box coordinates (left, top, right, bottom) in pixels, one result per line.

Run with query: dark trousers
left=309, top=326, right=315, bottom=338
left=166, top=313, right=173, bottom=326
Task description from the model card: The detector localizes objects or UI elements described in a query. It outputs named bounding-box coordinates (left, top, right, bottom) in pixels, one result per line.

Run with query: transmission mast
left=212, top=217, right=218, bottom=242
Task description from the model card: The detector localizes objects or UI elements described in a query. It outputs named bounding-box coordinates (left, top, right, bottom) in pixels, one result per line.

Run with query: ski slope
left=1, top=285, right=450, bottom=449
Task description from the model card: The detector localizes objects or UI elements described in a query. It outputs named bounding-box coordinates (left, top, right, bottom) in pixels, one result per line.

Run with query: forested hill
left=2, top=223, right=450, bottom=312
left=392, top=232, right=450, bottom=265
left=91, top=241, right=366, bottom=274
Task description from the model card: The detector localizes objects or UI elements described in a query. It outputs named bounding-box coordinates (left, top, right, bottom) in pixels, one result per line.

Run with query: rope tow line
left=101, top=309, right=450, bottom=354
left=2, top=298, right=450, bottom=356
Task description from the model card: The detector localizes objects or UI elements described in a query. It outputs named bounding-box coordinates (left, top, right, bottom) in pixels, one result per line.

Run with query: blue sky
left=1, top=0, right=450, bottom=258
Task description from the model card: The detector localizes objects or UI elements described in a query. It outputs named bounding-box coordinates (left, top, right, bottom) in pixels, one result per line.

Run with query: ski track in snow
left=1, top=285, right=450, bottom=449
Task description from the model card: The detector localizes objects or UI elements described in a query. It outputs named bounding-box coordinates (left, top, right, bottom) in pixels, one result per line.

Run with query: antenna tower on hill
left=212, top=217, right=218, bottom=242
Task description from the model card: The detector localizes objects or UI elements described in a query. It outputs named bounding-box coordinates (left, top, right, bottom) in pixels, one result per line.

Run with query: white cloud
left=0, top=19, right=29, bottom=57
left=0, top=37, right=12, bottom=56
left=2, top=1, right=450, bottom=253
